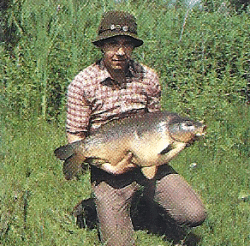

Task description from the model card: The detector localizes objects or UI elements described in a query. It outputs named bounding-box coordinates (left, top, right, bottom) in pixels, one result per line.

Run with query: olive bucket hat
left=92, top=11, right=143, bottom=47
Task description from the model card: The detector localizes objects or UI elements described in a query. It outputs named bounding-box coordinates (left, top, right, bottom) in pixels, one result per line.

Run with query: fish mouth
left=187, top=125, right=207, bottom=146
left=196, top=125, right=207, bottom=136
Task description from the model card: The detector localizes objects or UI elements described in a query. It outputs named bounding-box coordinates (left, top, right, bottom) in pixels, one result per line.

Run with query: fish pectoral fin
left=161, top=142, right=187, bottom=163
left=159, top=144, right=174, bottom=155
left=141, top=166, right=157, bottom=179
left=63, top=153, right=85, bottom=180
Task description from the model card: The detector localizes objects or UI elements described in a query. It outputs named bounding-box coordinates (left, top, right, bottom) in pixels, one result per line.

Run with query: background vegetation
left=1, top=0, right=249, bottom=245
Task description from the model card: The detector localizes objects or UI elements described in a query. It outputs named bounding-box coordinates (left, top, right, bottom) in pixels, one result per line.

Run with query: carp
left=54, top=111, right=206, bottom=180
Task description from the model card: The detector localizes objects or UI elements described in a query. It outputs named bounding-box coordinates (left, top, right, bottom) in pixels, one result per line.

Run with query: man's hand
left=101, top=152, right=137, bottom=174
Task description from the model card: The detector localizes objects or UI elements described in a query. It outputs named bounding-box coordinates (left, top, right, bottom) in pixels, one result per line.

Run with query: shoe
left=73, top=198, right=97, bottom=229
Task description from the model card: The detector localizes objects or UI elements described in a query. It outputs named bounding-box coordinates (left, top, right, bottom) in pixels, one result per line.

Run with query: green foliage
left=202, top=0, right=249, bottom=13
left=1, top=0, right=102, bottom=121
left=1, top=119, right=98, bottom=245
left=157, top=10, right=249, bottom=118
left=1, top=0, right=249, bottom=122
left=1, top=0, right=250, bottom=245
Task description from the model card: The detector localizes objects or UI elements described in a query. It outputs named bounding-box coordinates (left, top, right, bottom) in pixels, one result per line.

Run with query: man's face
left=101, top=36, right=135, bottom=72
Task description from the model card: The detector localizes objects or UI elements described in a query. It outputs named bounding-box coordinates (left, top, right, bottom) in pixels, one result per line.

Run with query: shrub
left=1, top=0, right=249, bottom=122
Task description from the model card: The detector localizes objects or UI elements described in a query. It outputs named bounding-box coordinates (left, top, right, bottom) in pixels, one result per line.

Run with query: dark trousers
left=91, top=165, right=207, bottom=246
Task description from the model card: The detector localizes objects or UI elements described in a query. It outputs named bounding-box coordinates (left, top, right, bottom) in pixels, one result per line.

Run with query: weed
left=1, top=0, right=249, bottom=245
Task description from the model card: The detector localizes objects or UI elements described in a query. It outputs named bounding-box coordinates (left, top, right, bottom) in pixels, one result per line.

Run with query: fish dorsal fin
left=141, top=166, right=157, bottom=179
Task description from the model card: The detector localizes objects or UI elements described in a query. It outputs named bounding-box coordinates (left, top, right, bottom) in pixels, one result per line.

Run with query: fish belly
left=84, top=136, right=131, bottom=166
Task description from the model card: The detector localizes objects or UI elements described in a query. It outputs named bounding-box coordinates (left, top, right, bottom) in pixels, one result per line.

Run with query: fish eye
left=185, top=121, right=194, bottom=126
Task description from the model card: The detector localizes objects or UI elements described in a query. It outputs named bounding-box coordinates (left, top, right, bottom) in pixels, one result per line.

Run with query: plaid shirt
left=66, top=59, right=161, bottom=135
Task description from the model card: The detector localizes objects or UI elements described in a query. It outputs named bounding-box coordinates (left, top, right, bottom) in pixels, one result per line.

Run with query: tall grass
left=1, top=0, right=249, bottom=121
left=1, top=0, right=250, bottom=245
left=1, top=104, right=249, bottom=245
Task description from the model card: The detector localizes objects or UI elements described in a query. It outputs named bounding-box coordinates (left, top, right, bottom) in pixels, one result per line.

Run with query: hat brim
left=92, top=33, right=143, bottom=47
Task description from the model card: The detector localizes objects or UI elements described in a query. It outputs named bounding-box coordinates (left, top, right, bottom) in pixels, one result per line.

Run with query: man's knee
left=170, top=201, right=207, bottom=227
left=183, top=205, right=207, bottom=227
left=155, top=173, right=207, bottom=227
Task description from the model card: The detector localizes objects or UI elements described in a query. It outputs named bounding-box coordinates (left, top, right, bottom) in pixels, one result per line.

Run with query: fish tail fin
left=63, top=153, right=85, bottom=180
left=54, top=140, right=85, bottom=180
left=54, top=141, right=82, bottom=160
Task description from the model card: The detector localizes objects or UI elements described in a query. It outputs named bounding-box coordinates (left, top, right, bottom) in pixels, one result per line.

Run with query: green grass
left=1, top=0, right=250, bottom=245
left=1, top=119, right=99, bottom=245
left=1, top=104, right=249, bottom=245
left=1, top=0, right=249, bottom=121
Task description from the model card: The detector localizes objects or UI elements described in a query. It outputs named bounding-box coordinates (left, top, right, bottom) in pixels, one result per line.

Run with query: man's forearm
left=67, top=132, right=86, bottom=143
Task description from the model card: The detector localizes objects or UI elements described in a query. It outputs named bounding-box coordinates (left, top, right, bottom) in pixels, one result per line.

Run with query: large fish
left=54, top=111, right=206, bottom=180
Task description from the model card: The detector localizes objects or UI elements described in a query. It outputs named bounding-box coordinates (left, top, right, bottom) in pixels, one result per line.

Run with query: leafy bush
left=1, top=0, right=249, bottom=122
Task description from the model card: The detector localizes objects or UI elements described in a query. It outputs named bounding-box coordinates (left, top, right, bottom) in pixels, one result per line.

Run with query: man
left=66, top=11, right=206, bottom=246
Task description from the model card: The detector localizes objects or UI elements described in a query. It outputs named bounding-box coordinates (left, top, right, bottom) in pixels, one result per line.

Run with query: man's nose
left=116, top=46, right=126, bottom=56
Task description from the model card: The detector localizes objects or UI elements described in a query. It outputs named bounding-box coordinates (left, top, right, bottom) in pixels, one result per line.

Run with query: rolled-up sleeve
left=66, top=77, right=92, bottom=134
